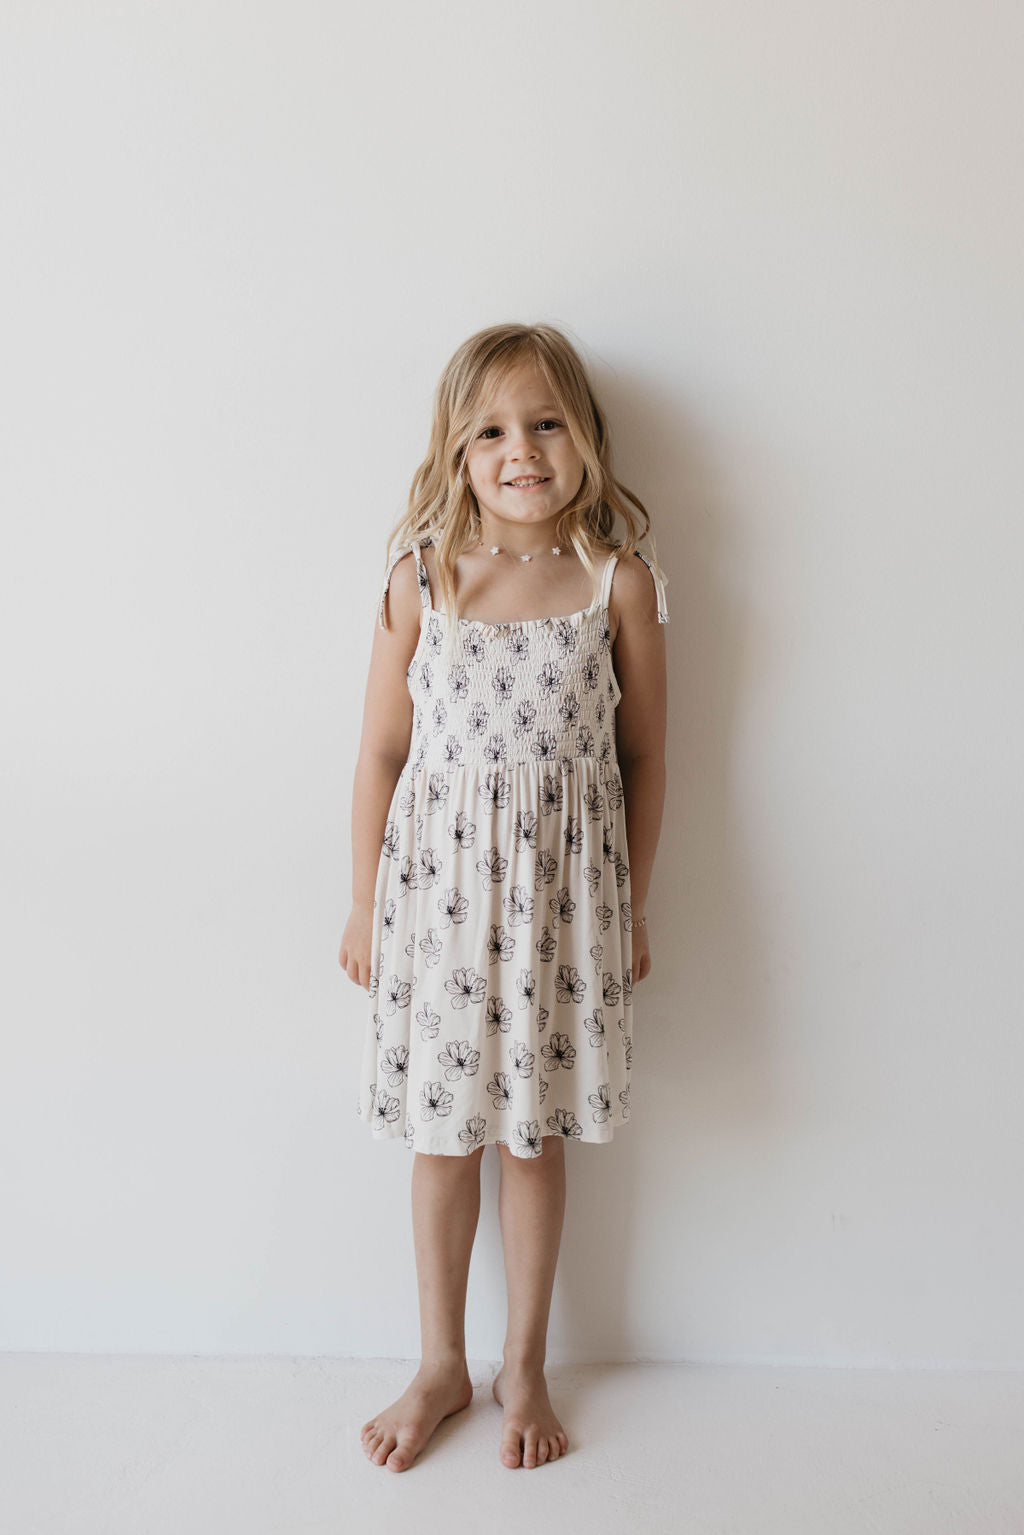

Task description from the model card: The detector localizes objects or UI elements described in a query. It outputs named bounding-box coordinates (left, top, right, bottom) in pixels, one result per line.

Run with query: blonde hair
left=379, top=321, right=668, bottom=674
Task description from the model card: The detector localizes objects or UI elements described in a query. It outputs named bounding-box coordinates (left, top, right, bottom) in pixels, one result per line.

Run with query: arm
left=610, top=556, right=668, bottom=981
left=338, top=551, right=422, bottom=991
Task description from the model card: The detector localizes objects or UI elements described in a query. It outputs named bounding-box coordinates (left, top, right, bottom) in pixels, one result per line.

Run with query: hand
left=630, top=922, right=652, bottom=983
left=338, top=905, right=374, bottom=992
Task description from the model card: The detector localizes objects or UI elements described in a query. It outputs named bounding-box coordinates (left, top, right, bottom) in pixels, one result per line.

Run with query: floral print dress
left=356, top=538, right=669, bottom=1158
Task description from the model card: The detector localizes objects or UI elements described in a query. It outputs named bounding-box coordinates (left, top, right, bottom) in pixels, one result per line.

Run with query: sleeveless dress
left=356, top=539, right=669, bottom=1158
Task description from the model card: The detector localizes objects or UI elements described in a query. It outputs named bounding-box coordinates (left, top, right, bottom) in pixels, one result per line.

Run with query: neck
left=476, top=516, right=562, bottom=557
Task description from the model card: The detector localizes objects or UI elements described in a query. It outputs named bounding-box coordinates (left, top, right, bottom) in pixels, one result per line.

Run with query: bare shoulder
left=609, top=549, right=662, bottom=642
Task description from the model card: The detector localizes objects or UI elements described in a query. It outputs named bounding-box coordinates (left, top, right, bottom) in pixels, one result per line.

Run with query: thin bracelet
left=631, top=913, right=648, bottom=930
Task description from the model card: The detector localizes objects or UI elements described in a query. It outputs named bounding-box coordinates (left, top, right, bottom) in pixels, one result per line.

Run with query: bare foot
left=361, top=1360, right=474, bottom=1472
left=492, top=1362, right=569, bottom=1468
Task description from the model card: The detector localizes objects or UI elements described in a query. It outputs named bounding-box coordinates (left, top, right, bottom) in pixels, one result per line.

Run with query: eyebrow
left=480, top=403, right=561, bottom=419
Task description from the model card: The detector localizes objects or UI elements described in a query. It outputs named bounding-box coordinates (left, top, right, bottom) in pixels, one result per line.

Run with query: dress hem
left=357, top=1111, right=632, bottom=1158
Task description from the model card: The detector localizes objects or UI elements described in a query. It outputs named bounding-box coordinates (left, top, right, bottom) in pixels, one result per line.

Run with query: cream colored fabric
left=356, top=541, right=666, bottom=1158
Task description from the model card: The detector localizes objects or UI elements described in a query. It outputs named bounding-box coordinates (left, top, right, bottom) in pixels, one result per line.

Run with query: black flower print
left=444, top=966, right=487, bottom=1009
left=549, top=887, right=576, bottom=927
left=594, top=901, right=614, bottom=934
left=509, top=1040, right=535, bottom=1077
left=516, top=967, right=536, bottom=1008
left=613, top=851, right=629, bottom=887
left=542, top=1031, right=577, bottom=1070
left=595, top=694, right=607, bottom=726
left=503, top=884, right=535, bottom=927
left=383, top=974, right=413, bottom=1016
left=582, top=652, right=601, bottom=690
left=417, top=1003, right=441, bottom=1040
left=448, top=664, right=469, bottom=699
left=584, top=1008, right=605, bottom=1048
left=602, top=972, right=623, bottom=1009
left=417, top=846, right=443, bottom=888
left=402, top=930, right=417, bottom=960
left=431, top=699, right=448, bottom=734
left=554, top=964, right=586, bottom=1004
left=368, top=951, right=383, bottom=1001
left=448, top=810, right=476, bottom=850
left=623, top=1034, right=633, bottom=1069
left=576, top=726, right=595, bottom=757
left=479, top=769, right=510, bottom=810
left=476, top=846, right=508, bottom=889
left=535, top=925, right=557, bottom=963
left=547, top=1107, right=583, bottom=1139
left=372, top=1090, right=402, bottom=1131
left=487, top=924, right=515, bottom=964
left=381, top=897, right=398, bottom=939
left=563, top=816, right=583, bottom=856
left=488, top=1071, right=514, bottom=1109
left=512, top=1120, right=543, bottom=1157
left=559, top=691, right=580, bottom=729
left=485, top=995, right=513, bottom=1035
left=438, top=1039, right=481, bottom=1081
left=483, top=732, right=509, bottom=765
left=619, top=1084, right=631, bottom=1119
left=467, top=701, right=489, bottom=736
left=420, top=1080, right=454, bottom=1121
left=598, top=735, right=614, bottom=766
left=398, top=782, right=416, bottom=816
left=534, top=848, right=558, bottom=890
left=531, top=727, right=559, bottom=761
left=397, top=856, right=419, bottom=899
left=583, top=784, right=605, bottom=822
left=539, top=775, right=563, bottom=815
left=537, top=1003, right=550, bottom=1034
left=512, top=700, right=537, bottom=736
left=418, top=927, right=443, bottom=968
left=602, top=823, right=615, bottom=863
left=459, top=1114, right=487, bottom=1150
left=624, top=966, right=633, bottom=1005
left=604, top=771, right=624, bottom=810
left=506, top=629, right=530, bottom=663
left=536, top=659, right=563, bottom=696
left=514, top=809, right=538, bottom=850
left=589, top=941, right=604, bottom=971
left=419, top=660, right=433, bottom=694
left=381, top=1045, right=410, bottom=1087
left=441, top=735, right=464, bottom=766
left=551, top=618, right=578, bottom=658
left=404, top=1114, right=416, bottom=1148
left=382, top=820, right=401, bottom=859
left=492, top=666, right=516, bottom=703
left=437, top=886, right=469, bottom=929
left=424, top=773, right=450, bottom=815
left=589, top=1083, right=612, bottom=1124
left=622, top=901, right=641, bottom=931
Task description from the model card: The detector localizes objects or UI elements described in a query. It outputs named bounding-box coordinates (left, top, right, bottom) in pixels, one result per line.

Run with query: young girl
left=338, top=321, right=669, bottom=1473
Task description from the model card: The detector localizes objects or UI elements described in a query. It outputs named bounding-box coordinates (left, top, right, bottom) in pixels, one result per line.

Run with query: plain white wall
left=2, top=0, right=1021, bottom=1366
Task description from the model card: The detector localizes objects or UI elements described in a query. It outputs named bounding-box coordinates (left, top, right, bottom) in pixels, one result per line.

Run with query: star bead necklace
left=477, top=535, right=561, bottom=561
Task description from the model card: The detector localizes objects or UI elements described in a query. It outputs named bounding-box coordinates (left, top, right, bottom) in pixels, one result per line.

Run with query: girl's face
left=465, top=364, right=585, bottom=533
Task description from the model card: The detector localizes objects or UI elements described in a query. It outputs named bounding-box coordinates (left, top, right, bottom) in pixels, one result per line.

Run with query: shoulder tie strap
left=377, top=540, right=433, bottom=629
left=633, top=549, right=670, bottom=623
left=598, top=553, right=618, bottom=609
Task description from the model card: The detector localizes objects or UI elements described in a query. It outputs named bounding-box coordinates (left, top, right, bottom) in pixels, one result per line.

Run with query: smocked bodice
left=376, top=539, right=669, bottom=777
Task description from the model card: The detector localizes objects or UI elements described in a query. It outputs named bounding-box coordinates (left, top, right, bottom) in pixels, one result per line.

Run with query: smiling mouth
left=505, top=477, right=550, bottom=488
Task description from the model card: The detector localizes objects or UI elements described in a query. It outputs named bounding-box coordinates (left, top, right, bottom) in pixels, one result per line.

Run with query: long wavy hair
left=380, top=321, right=668, bottom=674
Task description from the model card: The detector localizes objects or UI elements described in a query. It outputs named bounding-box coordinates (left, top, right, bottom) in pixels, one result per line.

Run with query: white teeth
left=508, top=477, right=547, bottom=487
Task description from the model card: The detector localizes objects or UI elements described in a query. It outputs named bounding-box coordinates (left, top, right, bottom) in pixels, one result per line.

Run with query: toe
left=373, top=1433, right=396, bottom=1465
left=500, top=1426, right=522, bottom=1467
left=535, top=1434, right=550, bottom=1465
left=522, top=1429, right=539, bottom=1468
left=386, top=1443, right=410, bottom=1472
left=546, top=1435, right=559, bottom=1461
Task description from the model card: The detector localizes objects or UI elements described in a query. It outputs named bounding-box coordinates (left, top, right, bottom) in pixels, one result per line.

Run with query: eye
left=538, top=419, right=562, bottom=431
left=478, top=426, right=501, bottom=440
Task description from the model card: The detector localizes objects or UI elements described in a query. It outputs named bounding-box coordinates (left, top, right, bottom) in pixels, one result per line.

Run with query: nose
left=507, top=429, right=539, bottom=461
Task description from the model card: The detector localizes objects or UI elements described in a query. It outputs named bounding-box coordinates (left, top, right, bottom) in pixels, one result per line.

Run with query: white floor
left=3, top=1354, right=1022, bottom=1535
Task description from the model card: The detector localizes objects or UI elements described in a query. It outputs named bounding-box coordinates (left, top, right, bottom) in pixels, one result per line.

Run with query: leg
left=492, top=1135, right=571, bottom=1468
left=361, top=1146, right=483, bottom=1471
